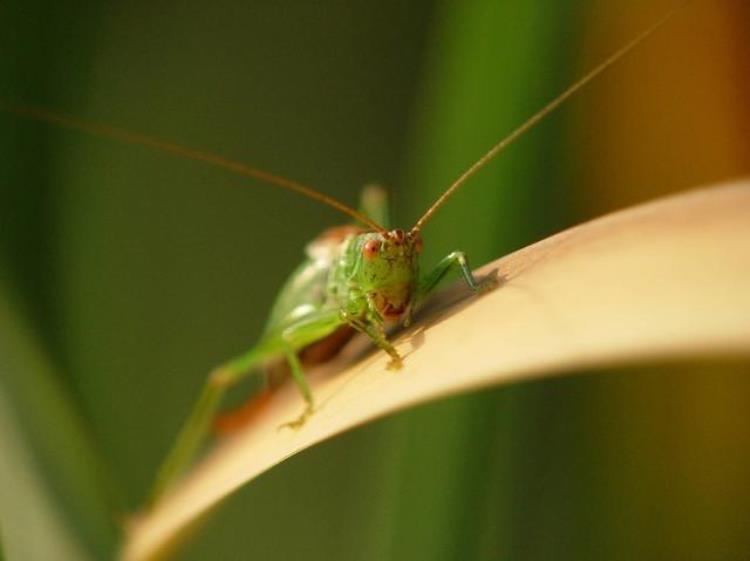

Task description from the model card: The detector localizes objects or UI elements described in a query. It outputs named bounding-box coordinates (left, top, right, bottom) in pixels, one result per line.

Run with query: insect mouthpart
left=370, top=291, right=408, bottom=320
left=383, top=302, right=407, bottom=318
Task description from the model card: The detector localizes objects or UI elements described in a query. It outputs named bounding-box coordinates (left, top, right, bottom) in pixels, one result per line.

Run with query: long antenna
left=412, top=1, right=690, bottom=232
left=0, top=102, right=386, bottom=233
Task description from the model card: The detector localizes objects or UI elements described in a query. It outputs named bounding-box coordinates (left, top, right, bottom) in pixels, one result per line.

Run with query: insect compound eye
left=362, top=238, right=381, bottom=260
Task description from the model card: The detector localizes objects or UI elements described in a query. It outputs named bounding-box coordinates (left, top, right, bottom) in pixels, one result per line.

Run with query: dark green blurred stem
left=0, top=281, right=118, bottom=559
left=384, top=0, right=578, bottom=558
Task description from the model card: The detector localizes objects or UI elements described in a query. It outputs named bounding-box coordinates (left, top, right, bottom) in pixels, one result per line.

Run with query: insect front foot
left=386, top=354, right=403, bottom=370
left=477, top=269, right=500, bottom=293
left=278, top=405, right=314, bottom=431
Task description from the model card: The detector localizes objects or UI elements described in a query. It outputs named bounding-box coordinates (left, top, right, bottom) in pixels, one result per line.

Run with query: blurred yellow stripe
left=572, top=0, right=748, bottom=212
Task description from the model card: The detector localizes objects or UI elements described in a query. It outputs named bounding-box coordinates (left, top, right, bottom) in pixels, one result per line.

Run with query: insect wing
left=262, top=226, right=359, bottom=337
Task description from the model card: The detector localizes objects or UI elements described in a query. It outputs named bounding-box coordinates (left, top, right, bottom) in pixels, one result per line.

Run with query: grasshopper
left=1, top=2, right=687, bottom=503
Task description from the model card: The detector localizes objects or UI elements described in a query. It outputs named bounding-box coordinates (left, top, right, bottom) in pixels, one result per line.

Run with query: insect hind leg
left=149, top=345, right=274, bottom=503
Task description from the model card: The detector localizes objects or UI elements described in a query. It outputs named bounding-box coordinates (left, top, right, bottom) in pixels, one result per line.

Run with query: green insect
left=148, top=185, right=500, bottom=502
left=0, top=2, right=686, bottom=504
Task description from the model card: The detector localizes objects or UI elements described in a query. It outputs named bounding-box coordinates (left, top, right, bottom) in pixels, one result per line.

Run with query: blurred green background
left=1, top=0, right=749, bottom=559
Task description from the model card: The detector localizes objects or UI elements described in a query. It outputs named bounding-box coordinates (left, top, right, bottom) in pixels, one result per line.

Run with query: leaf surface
left=122, top=181, right=750, bottom=561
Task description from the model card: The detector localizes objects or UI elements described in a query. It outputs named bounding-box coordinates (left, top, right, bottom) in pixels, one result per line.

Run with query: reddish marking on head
left=388, top=229, right=406, bottom=245
left=362, top=238, right=381, bottom=260
left=411, top=232, right=423, bottom=253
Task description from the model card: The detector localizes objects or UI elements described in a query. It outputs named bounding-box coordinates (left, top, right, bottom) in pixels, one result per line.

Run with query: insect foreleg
left=343, top=311, right=402, bottom=369
left=417, top=251, right=498, bottom=302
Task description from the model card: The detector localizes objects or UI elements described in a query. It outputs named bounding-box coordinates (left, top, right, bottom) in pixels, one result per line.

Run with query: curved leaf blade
left=123, top=181, right=750, bottom=561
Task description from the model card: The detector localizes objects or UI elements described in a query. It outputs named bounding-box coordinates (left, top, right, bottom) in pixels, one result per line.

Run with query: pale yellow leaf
left=122, top=180, right=750, bottom=561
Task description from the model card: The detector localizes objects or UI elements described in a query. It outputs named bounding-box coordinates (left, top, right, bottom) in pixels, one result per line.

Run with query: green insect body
left=150, top=186, right=495, bottom=502
left=0, top=1, right=686, bottom=505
